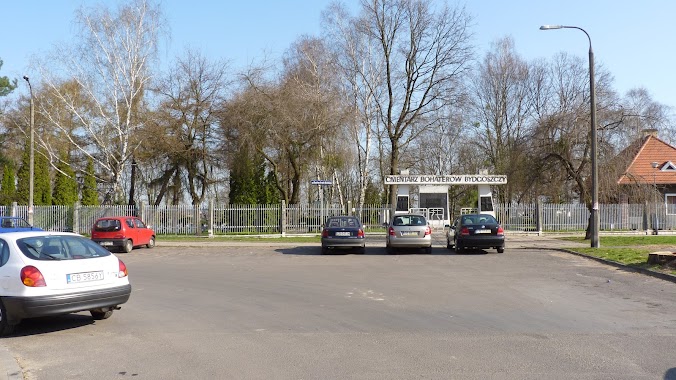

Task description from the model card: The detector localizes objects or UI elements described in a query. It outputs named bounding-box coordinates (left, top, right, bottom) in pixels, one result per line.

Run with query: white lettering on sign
left=384, top=175, right=507, bottom=185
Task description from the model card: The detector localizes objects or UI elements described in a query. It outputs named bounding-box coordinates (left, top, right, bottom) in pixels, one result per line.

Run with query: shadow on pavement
left=8, top=314, right=94, bottom=337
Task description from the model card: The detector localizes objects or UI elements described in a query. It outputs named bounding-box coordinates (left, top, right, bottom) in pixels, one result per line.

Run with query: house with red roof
left=617, top=129, right=676, bottom=222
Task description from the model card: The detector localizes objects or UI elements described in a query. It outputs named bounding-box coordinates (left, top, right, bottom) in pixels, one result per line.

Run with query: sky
left=3, top=0, right=676, bottom=113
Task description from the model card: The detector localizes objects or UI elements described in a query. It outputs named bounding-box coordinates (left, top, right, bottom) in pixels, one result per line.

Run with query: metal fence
left=5, top=201, right=675, bottom=236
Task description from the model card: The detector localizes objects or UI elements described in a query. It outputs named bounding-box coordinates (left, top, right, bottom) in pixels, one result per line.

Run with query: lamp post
left=651, top=161, right=659, bottom=234
left=22, top=76, right=34, bottom=226
left=540, top=24, right=599, bottom=248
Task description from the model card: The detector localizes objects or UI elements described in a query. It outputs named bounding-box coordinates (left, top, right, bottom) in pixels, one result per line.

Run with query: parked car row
left=0, top=215, right=158, bottom=335
left=322, top=212, right=506, bottom=255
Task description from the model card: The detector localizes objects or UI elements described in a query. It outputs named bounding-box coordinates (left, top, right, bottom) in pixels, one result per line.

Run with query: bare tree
left=355, top=0, right=473, bottom=206
left=469, top=37, right=533, bottom=203
left=35, top=0, right=165, bottom=204
left=322, top=2, right=383, bottom=212
left=222, top=37, right=344, bottom=204
left=144, top=49, right=231, bottom=205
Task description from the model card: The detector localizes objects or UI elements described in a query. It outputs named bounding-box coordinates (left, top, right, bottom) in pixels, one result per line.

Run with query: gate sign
left=311, top=180, right=333, bottom=185
left=384, top=175, right=507, bottom=185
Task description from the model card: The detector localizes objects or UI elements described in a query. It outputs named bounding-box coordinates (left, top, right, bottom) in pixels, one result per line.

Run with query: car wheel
left=90, top=308, right=114, bottom=320
left=321, top=246, right=328, bottom=255
left=146, top=236, right=156, bottom=249
left=357, top=247, right=366, bottom=254
left=123, top=239, right=133, bottom=253
left=0, top=300, right=16, bottom=336
left=386, top=246, right=394, bottom=255
left=455, top=243, right=463, bottom=253
left=497, top=246, right=505, bottom=253
left=425, top=246, right=432, bottom=254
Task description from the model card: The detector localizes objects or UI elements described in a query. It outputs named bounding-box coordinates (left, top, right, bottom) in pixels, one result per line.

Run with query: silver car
left=385, top=214, right=432, bottom=254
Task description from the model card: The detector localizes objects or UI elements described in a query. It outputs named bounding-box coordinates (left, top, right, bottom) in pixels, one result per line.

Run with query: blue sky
left=3, top=0, right=675, bottom=111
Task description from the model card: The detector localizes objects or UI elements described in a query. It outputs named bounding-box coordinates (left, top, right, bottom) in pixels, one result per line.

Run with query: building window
left=666, top=193, right=676, bottom=215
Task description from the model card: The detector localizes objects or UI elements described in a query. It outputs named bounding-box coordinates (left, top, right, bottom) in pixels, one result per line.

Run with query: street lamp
left=651, top=161, right=660, bottom=234
left=540, top=24, right=599, bottom=248
left=22, top=76, right=34, bottom=226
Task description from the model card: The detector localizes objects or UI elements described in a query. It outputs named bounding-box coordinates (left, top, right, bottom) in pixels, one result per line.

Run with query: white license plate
left=475, top=229, right=491, bottom=234
left=401, top=231, right=419, bottom=236
left=100, top=241, right=113, bottom=246
left=67, top=271, right=104, bottom=284
left=335, top=232, right=351, bottom=236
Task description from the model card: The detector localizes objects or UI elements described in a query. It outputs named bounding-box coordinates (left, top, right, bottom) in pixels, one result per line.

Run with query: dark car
left=91, top=216, right=156, bottom=253
left=452, top=213, right=505, bottom=253
left=0, top=217, right=43, bottom=233
left=320, top=216, right=366, bottom=254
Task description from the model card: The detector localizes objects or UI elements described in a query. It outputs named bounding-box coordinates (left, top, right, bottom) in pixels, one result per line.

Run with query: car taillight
left=321, top=229, right=328, bottom=238
left=21, top=266, right=46, bottom=287
left=424, top=226, right=432, bottom=236
left=118, top=259, right=128, bottom=278
left=357, top=229, right=364, bottom=238
left=388, top=227, right=395, bottom=236
left=497, top=226, right=504, bottom=236
left=460, top=227, right=470, bottom=236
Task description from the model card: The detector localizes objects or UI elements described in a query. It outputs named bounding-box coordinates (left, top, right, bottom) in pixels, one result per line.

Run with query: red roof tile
left=617, top=135, right=676, bottom=185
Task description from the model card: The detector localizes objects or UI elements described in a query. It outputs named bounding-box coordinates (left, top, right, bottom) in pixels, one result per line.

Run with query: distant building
left=616, top=129, right=676, bottom=213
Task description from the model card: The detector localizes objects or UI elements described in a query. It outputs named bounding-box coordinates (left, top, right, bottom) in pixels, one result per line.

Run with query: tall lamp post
left=651, top=161, right=660, bottom=234
left=22, top=76, right=34, bottom=226
left=540, top=24, right=599, bottom=248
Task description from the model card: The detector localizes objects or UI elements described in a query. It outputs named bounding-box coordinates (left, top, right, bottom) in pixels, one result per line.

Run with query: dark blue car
left=0, top=217, right=43, bottom=233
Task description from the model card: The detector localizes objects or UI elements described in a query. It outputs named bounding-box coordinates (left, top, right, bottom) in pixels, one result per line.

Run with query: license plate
left=67, top=271, right=104, bottom=284
left=401, top=231, right=419, bottom=236
left=475, top=229, right=491, bottom=234
left=335, top=232, right=351, bottom=237
left=100, top=241, right=113, bottom=246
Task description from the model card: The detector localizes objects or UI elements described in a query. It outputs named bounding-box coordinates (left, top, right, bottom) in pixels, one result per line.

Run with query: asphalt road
left=2, top=239, right=676, bottom=380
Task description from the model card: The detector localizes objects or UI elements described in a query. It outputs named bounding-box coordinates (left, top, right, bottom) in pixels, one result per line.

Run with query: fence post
left=11, top=202, right=17, bottom=217
left=73, top=202, right=80, bottom=234
left=536, top=199, right=543, bottom=236
left=208, top=200, right=214, bottom=238
left=138, top=201, right=145, bottom=223
left=194, top=204, right=201, bottom=236
left=280, top=200, right=286, bottom=237
left=347, top=200, right=352, bottom=216
left=642, top=201, right=649, bottom=234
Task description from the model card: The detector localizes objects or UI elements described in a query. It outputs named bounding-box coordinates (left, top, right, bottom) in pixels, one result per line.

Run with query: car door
left=124, top=218, right=139, bottom=245
left=133, top=218, right=151, bottom=245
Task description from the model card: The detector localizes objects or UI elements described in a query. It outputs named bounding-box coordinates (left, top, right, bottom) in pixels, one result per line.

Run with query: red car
left=91, top=216, right=156, bottom=253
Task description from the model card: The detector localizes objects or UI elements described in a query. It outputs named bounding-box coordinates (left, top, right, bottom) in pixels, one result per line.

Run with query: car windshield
left=461, top=215, right=498, bottom=225
left=326, top=217, right=360, bottom=228
left=17, top=235, right=112, bottom=261
left=393, top=215, right=426, bottom=226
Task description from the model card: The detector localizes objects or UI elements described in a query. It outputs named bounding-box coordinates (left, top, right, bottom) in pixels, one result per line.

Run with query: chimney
left=642, top=128, right=658, bottom=138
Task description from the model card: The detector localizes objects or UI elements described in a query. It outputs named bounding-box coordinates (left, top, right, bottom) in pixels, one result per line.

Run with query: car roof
left=0, top=231, right=82, bottom=240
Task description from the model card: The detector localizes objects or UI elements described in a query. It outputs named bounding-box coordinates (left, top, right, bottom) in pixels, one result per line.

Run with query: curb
left=556, top=248, right=676, bottom=284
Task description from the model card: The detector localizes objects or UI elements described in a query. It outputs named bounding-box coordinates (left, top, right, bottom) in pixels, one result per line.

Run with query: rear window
left=17, top=235, right=112, bottom=261
left=461, top=215, right=498, bottom=225
left=326, top=217, right=360, bottom=228
left=392, top=215, right=427, bottom=226
left=94, top=219, right=122, bottom=232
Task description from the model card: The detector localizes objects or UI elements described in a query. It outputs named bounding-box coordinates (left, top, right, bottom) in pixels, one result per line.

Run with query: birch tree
left=322, top=2, right=382, bottom=214
left=36, top=0, right=164, bottom=204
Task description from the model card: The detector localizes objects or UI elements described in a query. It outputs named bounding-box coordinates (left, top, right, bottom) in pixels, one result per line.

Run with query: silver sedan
left=385, top=214, right=432, bottom=254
